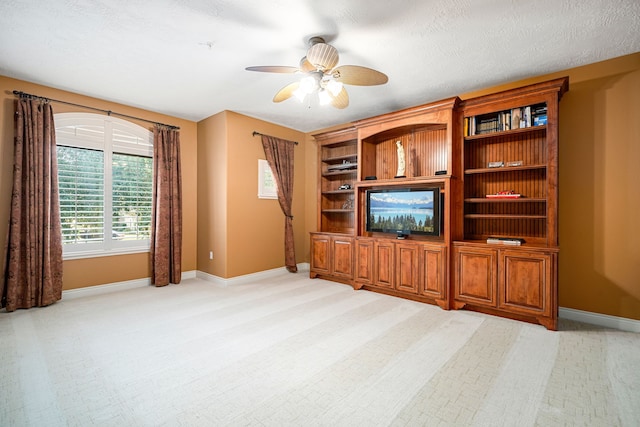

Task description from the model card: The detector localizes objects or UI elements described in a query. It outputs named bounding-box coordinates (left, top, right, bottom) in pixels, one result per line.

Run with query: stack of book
left=532, top=105, right=547, bottom=126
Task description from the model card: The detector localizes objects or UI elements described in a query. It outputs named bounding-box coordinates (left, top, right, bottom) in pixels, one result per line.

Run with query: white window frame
left=258, top=159, right=278, bottom=199
left=55, top=112, right=153, bottom=259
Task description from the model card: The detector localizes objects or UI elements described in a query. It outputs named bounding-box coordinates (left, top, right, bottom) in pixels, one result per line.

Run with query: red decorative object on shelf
left=486, top=190, right=521, bottom=199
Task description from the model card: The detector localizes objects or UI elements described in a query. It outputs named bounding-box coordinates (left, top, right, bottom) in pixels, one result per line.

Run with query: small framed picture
left=258, top=159, right=278, bottom=199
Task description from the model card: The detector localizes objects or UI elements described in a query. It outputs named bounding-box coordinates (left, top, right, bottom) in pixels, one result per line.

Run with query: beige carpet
left=1, top=270, right=638, bottom=426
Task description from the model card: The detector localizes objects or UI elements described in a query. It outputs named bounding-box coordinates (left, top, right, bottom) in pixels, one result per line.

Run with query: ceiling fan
left=245, top=37, right=388, bottom=109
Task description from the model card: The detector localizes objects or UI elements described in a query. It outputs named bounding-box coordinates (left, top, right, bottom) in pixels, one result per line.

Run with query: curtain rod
left=252, top=131, right=298, bottom=145
left=12, top=90, right=180, bottom=130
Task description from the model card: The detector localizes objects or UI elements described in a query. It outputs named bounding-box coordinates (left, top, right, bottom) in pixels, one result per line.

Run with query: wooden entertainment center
left=310, top=77, right=568, bottom=330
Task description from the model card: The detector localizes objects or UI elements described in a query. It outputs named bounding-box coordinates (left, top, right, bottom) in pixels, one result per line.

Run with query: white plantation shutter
left=111, top=153, right=153, bottom=240
left=112, top=120, right=153, bottom=156
left=57, top=146, right=105, bottom=244
left=55, top=113, right=153, bottom=258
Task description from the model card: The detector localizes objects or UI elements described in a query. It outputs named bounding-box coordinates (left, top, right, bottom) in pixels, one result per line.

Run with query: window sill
left=63, top=247, right=150, bottom=260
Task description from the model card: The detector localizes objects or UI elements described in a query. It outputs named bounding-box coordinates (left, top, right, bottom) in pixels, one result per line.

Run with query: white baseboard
left=196, top=262, right=310, bottom=286
left=182, top=270, right=197, bottom=280
left=62, top=270, right=197, bottom=300
left=559, top=307, right=640, bottom=333
left=62, top=278, right=150, bottom=300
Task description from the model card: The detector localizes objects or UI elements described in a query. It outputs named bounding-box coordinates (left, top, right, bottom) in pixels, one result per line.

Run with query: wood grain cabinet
left=396, top=243, right=419, bottom=294
left=453, top=245, right=498, bottom=307
left=499, top=249, right=557, bottom=329
left=453, top=243, right=558, bottom=329
left=373, top=240, right=395, bottom=290
left=310, top=233, right=354, bottom=282
left=419, top=244, right=447, bottom=307
left=354, top=238, right=374, bottom=287
left=354, top=239, right=447, bottom=305
left=355, top=238, right=399, bottom=290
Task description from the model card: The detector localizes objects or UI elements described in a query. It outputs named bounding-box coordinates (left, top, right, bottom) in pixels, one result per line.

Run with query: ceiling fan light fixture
left=318, top=89, right=332, bottom=106
left=325, top=79, right=343, bottom=96
left=293, top=86, right=307, bottom=102
left=299, top=74, right=318, bottom=93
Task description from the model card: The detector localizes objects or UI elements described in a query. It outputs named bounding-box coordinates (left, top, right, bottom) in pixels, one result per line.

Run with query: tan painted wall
left=558, top=64, right=640, bottom=320
left=196, top=111, right=228, bottom=277
left=196, top=111, right=307, bottom=278
left=0, top=76, right=198, bottom=290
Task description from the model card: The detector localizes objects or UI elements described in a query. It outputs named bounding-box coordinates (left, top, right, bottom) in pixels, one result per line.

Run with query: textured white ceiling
left=1, top=0, right=639, bottom=132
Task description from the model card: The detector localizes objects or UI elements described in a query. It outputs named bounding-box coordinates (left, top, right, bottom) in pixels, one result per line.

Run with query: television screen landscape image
left=366, top=187, right=440, bottom=236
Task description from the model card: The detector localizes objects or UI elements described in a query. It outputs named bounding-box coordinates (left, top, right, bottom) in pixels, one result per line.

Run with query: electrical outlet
left=209, top=251, right=213, bottom=260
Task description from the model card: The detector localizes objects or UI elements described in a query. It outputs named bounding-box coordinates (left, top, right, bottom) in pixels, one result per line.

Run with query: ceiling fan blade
left=273, top=82, right=300, bottom=103
left=331, top=65, right=388, bottom=86
left=245, top=66, right=300, bottom=73
left=306, top=42, right=339, bottom=71
left=330, top=87, right=349, bottom=109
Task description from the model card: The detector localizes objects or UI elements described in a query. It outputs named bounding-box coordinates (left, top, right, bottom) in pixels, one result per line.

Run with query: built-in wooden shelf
left=322, top=170, right=357, bottom=177
left=464, top=125, right=547, bottom=141
left=464, top=197, right=546, bottom=203
left=322, top=189, right=354, bottom=195
left=465, top=164, right=546, bottom=174
left=321, top=209, right=354, bottom=213
left=464, top=214, right=547, bottom=219
left=324, top=154, right=358, bottom=163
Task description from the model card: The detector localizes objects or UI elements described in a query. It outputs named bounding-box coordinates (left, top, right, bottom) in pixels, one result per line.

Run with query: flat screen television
left=366, top=187, right=440, bottom=237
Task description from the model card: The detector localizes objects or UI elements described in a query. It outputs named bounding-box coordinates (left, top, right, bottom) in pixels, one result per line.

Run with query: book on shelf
left=500, top=111, right=511, bottom=131
left=511, top=108, right=521, bottom=129
left=531, top=104, right=547, bottom=122
left=533, top=114, right=547, bottom=126
left=487, top=237, right=525, bottom=246
left=467, top=103, right=546, bottom=136
left=477, top=117, right=499, bottom=134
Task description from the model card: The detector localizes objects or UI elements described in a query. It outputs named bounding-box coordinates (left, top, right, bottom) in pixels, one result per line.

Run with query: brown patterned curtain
left=261, top=135, right=297, bottom=273
left=150, top=126, right=182, bottom=286
left=2, top=98, right=63, bottom=311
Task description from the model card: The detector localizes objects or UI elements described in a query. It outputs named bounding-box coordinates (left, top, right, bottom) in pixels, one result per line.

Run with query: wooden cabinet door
left=396, top=243, right=419, bottom=294
left=310, top=234, right=331, bottom=275
left=374, top=241, right=395, bottom=289
left=454, top=246, right=497, bottom=307
left=419, top=245, right=447, bottom=301
left=332, top=237, right=354, bottom=279
left=355, top=238, right=374, bottom=285
left=499, top=250, right=553, bottom=317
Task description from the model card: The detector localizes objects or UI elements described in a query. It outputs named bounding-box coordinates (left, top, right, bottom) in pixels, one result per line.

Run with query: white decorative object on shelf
left=395, top=140, right=406, bottom=178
